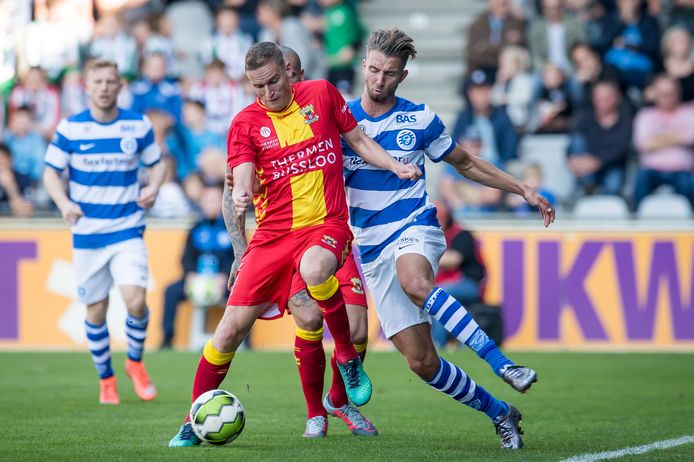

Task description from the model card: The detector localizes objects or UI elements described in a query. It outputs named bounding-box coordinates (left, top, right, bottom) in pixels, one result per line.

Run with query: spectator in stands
left=89, top=15, right=139, bottom=81
left=567, top=42, right=621, bottom=110
left=131, top=16, right=177, bottom=77
left=603, top=0, right=662, bottom=90
left=8, top=67, right=61, bottom=140
left=0, top=143, right=34, bottom=217
left=130, top=52, right=183, bottom=122
left=224, top=0, right=261, bottom=41
left=567, top=80, right=633, bottom=196
left=504, top=162, right=556, bottom=214
left=160, top=181, right=233, bottom=349
left=528, top=0, right=586, bottom=74
left=60, top=68, right=87, bottom=117
left=452, top=69, right=519, bottom=167
left=23, top=0, right=82, bottom=83
left=667, top=0, right=694, bottom=36
left=633, top=74, right=694, bottom=208
left=4, top=106, right=46, bottom=185
left=582, top=0, right=619, bottom=56
left=189, top=59, right=250, bottom=135
left=149, top=156, right=195, bottom=218
left=0, top=2, right=17, bottom=93
left=653, top=26, right=694, bottom=103
left=257, top=0, right=325, bottom=80
left=438, top=127, right=503, bottom=218
left=429, top=201, right=488, bottom=349
left=491, top=46, right=536, bottom=131
left=200, top=7, right=254, bottom=82
left=466, top=0, right=527, bottom=75
left=534, top=63, right=573, bottom=133
left=318, top=0, right=364, bottom=95
left=172, top=99, right=226, bottom=181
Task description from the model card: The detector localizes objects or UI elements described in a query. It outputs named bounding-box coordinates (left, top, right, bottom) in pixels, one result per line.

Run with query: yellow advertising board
left=1, top=224, right=693, bottom=351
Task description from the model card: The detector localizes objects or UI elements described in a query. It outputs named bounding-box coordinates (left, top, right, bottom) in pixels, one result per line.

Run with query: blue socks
left=125, top=310, right=149, bottom=361
left=424, top=287, right=513, bottom=376
left=426, top=356, right=509, bottom=420
left=85, top=320, right=113, bottom=379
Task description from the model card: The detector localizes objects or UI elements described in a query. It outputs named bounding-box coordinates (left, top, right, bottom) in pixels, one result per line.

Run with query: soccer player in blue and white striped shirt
left=343, top=29, right=555, bottom=449
left=43, top=59, right=167, bottom=405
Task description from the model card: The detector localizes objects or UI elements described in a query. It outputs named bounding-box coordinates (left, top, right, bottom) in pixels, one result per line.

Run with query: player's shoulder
left=396, top=97, right=432, bottom=116
left=117, top=108, right=148, bottom=122
left=66, top=109, right=93, bottom=124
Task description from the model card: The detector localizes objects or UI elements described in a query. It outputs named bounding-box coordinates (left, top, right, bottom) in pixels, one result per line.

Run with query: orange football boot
left=125, top=359, right=157, bottom=401
left=99, top=376, right=120, bottom=404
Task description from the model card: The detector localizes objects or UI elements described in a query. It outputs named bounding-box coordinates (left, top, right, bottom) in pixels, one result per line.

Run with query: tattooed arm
left=223, top=167, right=247, bottom=290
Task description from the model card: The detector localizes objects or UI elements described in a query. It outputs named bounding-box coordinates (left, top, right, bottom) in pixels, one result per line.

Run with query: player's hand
left=232, top=189, right=252, bottom=216
left=225, top=173, right=260, bottom=193
left=227, top=259, right=241, bottom=291
left=523, top=187, right=555, bottom=228
left=393, top=162, right=422, bottom=181
left=59, top=200, right=84, bottom=225
left=137, top=185, right=159, bottom=209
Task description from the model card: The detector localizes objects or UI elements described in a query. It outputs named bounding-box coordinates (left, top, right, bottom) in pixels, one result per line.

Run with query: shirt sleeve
left=140, top=115, right=162, bottom=167
left=44, top=119, right=71, bottom=171
left=227, top=115, right=257, bottom=169
left=325, top=81, right=358, bottom=134
left=423, top=107, right=455, bottom=162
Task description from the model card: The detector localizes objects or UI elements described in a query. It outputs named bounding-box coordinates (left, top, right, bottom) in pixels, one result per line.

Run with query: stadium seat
left=519, top=134, right=575, bottom=203
left=637, top=194, right=693, bottom=219
left=573, top=195, right=630, bottom=219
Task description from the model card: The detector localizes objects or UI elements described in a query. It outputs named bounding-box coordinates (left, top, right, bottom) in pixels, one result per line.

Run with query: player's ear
left=399, top=69, right=408, bottom=83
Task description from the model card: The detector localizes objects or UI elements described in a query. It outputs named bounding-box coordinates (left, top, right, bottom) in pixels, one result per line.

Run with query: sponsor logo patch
left=321, top=234, right=337, bottom=248
left=300, top=104, right=320, bottom=125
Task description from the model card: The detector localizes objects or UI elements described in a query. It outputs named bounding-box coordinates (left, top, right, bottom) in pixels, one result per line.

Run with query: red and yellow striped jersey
left=227, top=80, right=357, bottom=232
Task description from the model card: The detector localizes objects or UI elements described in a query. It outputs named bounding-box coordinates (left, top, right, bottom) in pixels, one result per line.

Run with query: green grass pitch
left=1, top=351, right=693, bottom=461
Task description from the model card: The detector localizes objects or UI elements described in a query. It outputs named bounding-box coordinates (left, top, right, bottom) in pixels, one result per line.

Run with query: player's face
left=362, top=50, right=407, bottom=103
left=86, top=66, right=122, bottom=112
left=247, top=61, right=292, bottom=111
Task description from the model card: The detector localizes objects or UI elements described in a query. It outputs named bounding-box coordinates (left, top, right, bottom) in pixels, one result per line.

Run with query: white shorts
left=73, top=238, right=149, bottom=305
left=361, top=226, right=447, bottom=339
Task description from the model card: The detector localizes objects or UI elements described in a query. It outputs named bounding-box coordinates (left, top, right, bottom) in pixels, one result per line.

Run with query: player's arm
left=43, top=167, right=83, bottom=225
left=222, top=167, right=247, bottom=290
left=138, top=158, right=167, bottom=209
left=445, top=144, right=555, bottom=227
left=342, top=126, right=422, bottom=180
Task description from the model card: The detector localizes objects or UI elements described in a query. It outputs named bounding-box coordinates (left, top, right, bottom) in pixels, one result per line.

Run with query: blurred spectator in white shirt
left=491, top=46, right=536, bottom=131
left=200, top=6, right=254, bottom=82
left=8, top=67, right=61, bottom=140
left=89, top=14, right=139, bottom=80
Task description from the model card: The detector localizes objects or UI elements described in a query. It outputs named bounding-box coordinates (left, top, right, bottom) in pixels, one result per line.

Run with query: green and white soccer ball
left=186, top=274, right=225, bottom=307
left=190, top=389, right=246, bottom=445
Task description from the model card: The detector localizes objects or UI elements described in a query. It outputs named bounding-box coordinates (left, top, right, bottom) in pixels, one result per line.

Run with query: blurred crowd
left=442, top=0, right=694, bottom=219
left=0, top=0, right=364, bottom=217
left=1, top=0, right=693, bottom=219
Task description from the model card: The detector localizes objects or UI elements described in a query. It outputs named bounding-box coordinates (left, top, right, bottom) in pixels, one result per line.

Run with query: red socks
left=294, top=328, right=326, bottom=418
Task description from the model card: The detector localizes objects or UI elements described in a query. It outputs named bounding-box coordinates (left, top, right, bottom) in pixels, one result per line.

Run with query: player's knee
left=407, top=351, right=440, bottom=381
left=350, top=320, right=368, bottom=345
left=293, top=308, right=324, bottom=332
left=400, top=277, right=434, bottom=307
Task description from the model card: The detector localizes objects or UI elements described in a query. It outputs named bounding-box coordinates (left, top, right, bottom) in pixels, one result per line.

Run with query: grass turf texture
left=1, top=351, right=693, bottom=461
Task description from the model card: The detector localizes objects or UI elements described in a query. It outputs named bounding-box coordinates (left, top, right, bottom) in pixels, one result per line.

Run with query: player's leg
left=389, top=323, right=523, bottom=449
left=324, top=302, right=377, bottom=436
left=298, top=226, right=371, bottom=406
left=289, top=289, right=328, bottom=437
left=74, top=246, right=118, bottom=404
left=112, top=239, right=156, bottom=401
left=395, top=228, right=536, bottom=392
left=169, top=302, right=269, bottom=447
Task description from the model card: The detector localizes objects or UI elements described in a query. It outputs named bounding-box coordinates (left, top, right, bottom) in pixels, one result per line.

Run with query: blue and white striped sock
left=125, top=310, right=149, bottom=361
left=424, top=287, right=513, bottom=376
left=85, top=320, right=113, bottom=379
left=426, top=356, right=509, bottom=421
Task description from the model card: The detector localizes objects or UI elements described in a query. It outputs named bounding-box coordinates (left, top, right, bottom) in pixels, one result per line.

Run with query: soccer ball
left=190, top=389, right=246, bottom=445
left=186, top=274, right=225, bottom=307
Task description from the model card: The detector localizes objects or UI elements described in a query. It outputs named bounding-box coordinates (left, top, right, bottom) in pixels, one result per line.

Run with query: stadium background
left=1, top=0, right=693, bottom=352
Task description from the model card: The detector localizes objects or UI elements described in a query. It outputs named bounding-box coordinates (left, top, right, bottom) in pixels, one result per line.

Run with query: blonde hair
left=366, top=28, right=417, bottom=67
left=662, top=26, right=692, bottom=56
left=85, top=58, right=119, bottom=75
left=499, top=46, right=530, bottom=73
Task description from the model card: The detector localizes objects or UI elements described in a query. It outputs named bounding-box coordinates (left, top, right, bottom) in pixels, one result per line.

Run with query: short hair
left=206, top=59, right=227, bottom=72
left=245, top=41, right=285, bottom=72
left=279, top=45, right=302, bottom=70
left=661, top=25, right=692, bottom=56
left=366, top=28, right=417, bottom=67
left=593, top=79, right=622, bottom=95
left=85, top=58, right=119, bottom=75
left=259, top=0, right=291, bottom=18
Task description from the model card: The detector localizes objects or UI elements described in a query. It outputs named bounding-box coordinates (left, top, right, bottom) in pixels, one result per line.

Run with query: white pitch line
left=559, top=435, right=694, bottom=462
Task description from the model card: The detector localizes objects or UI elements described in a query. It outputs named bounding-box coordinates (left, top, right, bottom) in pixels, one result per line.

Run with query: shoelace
left=497, top=421, right=514, bottom=444
left=306, top=417, right=326, bottom=434
left=181, top=423, right=197, bottom=441
left=343, top=360, right=361, bottom=389
left=505, top=367, right=526, bottom=379
left=343, top=406, right=369, bottom=429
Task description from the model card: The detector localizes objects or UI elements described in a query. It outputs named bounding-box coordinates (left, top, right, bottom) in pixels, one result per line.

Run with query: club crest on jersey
left=120, top=137, right=137, bottom=155
left=300, top=104, right=320, bottom=125
left=321, top=234, right=337, bottom=248
left=396, top=129, right=416, bottom=150
left=350, top=277, right=365, bottom=295
left=260, top=126, right=272, bottom=138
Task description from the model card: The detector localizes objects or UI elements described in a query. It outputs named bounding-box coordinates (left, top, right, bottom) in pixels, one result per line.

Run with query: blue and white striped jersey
left=44, top=109, right=161, bottom=249
left=343, top=97, right=455, bottom=264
